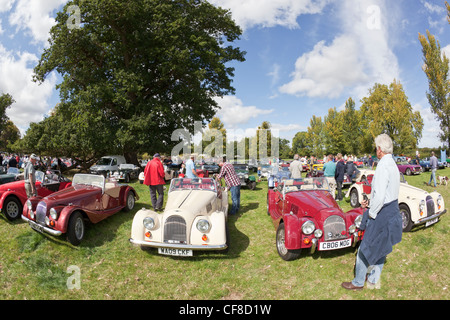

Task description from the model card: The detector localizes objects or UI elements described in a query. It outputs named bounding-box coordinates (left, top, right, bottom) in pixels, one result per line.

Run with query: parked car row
left=0, top=156, right=446, bottom=263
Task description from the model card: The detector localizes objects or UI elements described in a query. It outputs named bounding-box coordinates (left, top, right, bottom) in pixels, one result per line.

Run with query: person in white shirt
left=342, top=134, right=402, bottom=291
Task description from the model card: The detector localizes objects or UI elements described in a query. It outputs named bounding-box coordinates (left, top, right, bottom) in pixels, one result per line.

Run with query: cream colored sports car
left=129, top=178, right=229, bottom=256
left=346, top=173, right=446, bottom=232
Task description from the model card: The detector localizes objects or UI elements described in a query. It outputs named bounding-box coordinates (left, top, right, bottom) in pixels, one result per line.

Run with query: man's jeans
left=230, top=185, right=241, bottom=215
left=352, top=248, right=385, bottom=288
left=352, top=218, right=385, bottom=288
left=429, top=168, right=437, bottom=187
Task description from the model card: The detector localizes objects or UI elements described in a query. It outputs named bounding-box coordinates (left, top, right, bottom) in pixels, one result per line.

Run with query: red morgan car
left=22, top=174, right=138, bottom=246
left=0, top=170, right=72, bottom=221
left=267, top=178, right=364, bottom=261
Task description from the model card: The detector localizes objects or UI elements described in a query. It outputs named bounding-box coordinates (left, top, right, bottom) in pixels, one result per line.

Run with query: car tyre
left=399, top=204, right=413, bottom=232
left=67, top=211, right=85, bottom=246
left=3, top=197, right=21, bottom=221
left=405, top=168, right=411, bottom=176
left=349, top=188, right=360, bottom=208
left=276, top=222, right=301, bottom=261
left=123, top=191, right=135, bottom=212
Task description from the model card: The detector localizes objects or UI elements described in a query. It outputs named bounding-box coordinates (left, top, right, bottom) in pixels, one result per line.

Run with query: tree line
left=0, top=0, right=449, bottom=166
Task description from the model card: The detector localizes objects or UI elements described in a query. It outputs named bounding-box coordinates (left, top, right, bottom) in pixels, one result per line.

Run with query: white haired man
left=342, top=134, right=402, bottom=290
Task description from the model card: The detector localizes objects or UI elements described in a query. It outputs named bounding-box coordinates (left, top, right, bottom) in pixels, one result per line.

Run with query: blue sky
left=0, top=0, right=449, bottom=149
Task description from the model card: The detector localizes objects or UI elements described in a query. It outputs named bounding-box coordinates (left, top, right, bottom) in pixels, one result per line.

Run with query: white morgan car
left=129, top=178, right=229, bottom=256
left=346, top=173, right=446, bottom=232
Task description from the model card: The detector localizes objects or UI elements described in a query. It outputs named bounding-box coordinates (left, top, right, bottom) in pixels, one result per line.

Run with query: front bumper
left=21, top=215, right=62, bottom=236
left=129, top=238, right=227, bottom=251
left=414, top=209, right=446, bottom=227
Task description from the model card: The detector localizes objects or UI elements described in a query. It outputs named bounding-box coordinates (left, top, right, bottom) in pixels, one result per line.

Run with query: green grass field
left=0, top=168, right=449, bottom=300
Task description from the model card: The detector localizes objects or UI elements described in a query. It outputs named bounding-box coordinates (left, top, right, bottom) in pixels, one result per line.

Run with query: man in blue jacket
left=341, top=134, right=402, bottom=290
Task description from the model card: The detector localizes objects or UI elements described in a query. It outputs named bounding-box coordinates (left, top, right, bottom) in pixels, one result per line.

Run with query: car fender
left=345, top=183, right=363, bottom=199
left=121, top=186, right=139, bottom=204
left=130, top=208, right=161, bottom=242
left=191, top=211, right=226, bottom=246
left=283, top=214, right=303, bottom=250
left=56, top=206, right=85, bottom=234
left=0, top=190, right=27, bottom=211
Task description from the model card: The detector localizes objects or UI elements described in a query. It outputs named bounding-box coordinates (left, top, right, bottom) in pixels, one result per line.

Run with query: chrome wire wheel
left=276, top=222, right=301, bottom=261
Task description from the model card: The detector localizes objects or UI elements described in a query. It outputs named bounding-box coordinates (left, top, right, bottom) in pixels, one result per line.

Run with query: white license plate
left=425, top=217, right=439, bottom=227
left=158, top=248, right=193, bottom=257
left=29, top=221, right=44, bottom=234
left=319, top=239, right=352, bottom=251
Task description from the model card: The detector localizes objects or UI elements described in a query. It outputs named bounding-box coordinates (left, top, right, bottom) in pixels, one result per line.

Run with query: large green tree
left=419, top=29, right=450, bottom=147
left=33, top=0, right=245, bottom=163
left=0, top=93, right=14, bottom=134
left=360, top=80, right=423, bottom=153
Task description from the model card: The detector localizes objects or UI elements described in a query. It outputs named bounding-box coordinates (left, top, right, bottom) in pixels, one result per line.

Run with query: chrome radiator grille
left=426, top=196, right=435, bottom=217
left=323, top=215, right=346, bottom=241
left=164, top=216, right=187, bottom=244
left=36, top=201, right=47, bottom=226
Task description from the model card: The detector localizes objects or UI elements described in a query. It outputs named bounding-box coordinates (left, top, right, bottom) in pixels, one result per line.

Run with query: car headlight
left=349, top=224, right=356, bottom=234
left=314, top=229, right=323, bottom=238
left=26, top=200, right=32, bottom=211
left=354, top=215, right=362, bottom=228
left=437, top=195, right=443, bottom=210
left=196, top=219, right=211, bottom=233
left=419, top=200, right=425, bottom=216
left=301, top=220, right=315, bottom=235
left=143, top=217, right=155, bottom=230
left=50, top=208, right=58, bottom=220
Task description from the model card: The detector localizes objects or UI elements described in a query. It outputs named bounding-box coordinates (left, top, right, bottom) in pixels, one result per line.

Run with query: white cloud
left=0, top=0, right=15, bottom=13
left=412, top=103, right=442, bottom=148
left=209, top=0, right=330, bottom=30
left=0, top=44, right=57, bottom=133
left=214, top=96, right=274, bottom=128
left=8, top=0, right=67, bottom=45
left=279, top=0, right=400, bottom=99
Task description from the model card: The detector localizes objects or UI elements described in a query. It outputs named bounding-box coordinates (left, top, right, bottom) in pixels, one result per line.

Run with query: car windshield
left=72, top=174, right=105, bottom=188
left=282, top=178, right=329, bottom=193
left=6, top=167, right=19, bottom=175
left=169, top=178, right=217, bottom=193
left=96, top=158, right=112, bottom=166
left=398, top=161, right=410, bottom=165
left=36, top=171, right=45, bottom=183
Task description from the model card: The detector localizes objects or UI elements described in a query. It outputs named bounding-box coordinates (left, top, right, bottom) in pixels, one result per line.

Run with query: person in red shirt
left=143, top=153, right=166, bottom=211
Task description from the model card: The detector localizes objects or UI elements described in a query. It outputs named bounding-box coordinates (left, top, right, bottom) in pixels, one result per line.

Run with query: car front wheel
left=67, top=211, right=85, bottom=246
left=349, top=188, right=360, bottom=208
left=276, top=222, right=301, bottom=261
left=399, top=204, right=413, bottom=232
left=3, top=197, right=21, bottom=221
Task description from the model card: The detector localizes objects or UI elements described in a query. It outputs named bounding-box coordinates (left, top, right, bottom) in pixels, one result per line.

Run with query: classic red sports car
left=267, top=178, right=364, bottom=261
left=0, top=170, right=72, bottom=221
left=22, top=174, right=138, bottom=246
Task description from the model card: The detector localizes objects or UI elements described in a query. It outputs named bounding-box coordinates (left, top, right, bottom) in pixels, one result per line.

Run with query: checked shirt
left=217, top=162, right=240, bottom=187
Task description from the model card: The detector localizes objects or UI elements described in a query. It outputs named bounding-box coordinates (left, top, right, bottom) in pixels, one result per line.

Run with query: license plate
left=158, top=248, right=193, bottom=257
left=425, top=217, right=439, bottom=227
left=319, top=239, right=352, bottom=251
left=29, top=221, right=44, bottom=234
